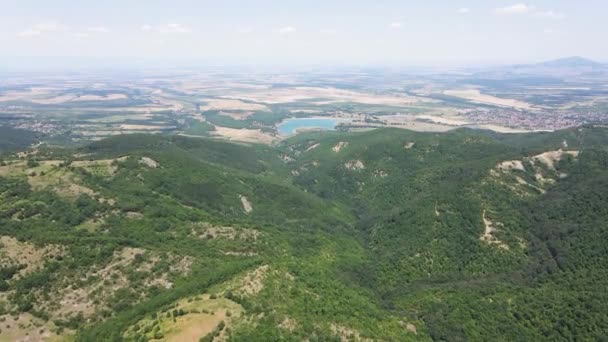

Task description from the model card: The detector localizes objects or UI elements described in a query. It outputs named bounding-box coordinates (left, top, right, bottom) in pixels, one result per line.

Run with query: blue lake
left=277, top=118, right=339, bottom=135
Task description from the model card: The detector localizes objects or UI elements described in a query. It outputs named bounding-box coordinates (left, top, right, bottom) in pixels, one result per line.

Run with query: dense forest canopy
left=0, top=125, right=607, bottom=341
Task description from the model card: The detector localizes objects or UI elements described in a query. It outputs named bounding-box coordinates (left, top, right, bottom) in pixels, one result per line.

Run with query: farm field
left=2, top=59, right=608, bottom=145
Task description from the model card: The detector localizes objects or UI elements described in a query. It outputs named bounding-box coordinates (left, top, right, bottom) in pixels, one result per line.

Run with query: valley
left=3, top=0, right=608, bottom=340
left=2, top=57, right=608, bottom=146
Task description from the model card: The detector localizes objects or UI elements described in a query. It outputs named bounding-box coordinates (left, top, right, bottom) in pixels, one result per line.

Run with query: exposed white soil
left=532, top=150, right=579, bottom=170
left=139, top=157, right=159, bottom=168
left=497, top=160, right=525, bottom=172
left=239, top=195, right=253, bottom=213
left=279, top=154, right=295, bottom=163
left=279, top=317, right=298, bottom=332
left=480, top=210, right=509, bottom=250
left=344, top=160, right=365, bottom=170
left=330, top=323, right=372, bottom=342
left=373, top=170, right=388, bottom=178
left=305, top=143, right=320, bottom=152
left=332, top=142, right=349, bottom=152
left=239, top=265, right=269, bottom=295
left=192, top=223, right=260, bottom=240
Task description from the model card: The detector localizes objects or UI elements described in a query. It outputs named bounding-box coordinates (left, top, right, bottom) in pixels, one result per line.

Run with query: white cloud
left=160, top=23, right=192, bottom=34
left=72, top=32, right=90, bottom=38
left=390, top=22, right=402, bottom=29
left=278, top=26, right=296, bottom=34
left=18, top=29, right=42, bottom=37
left=495, top=4, right=567, bottom=20
left=458, top=8, right=470, bottom=14
left=543, top=28, right=560, bottom=34
left=141, top=24, right=153, bottom=31
left=18, top=23, right=61, bottom=37
left=35, top=23, right=60, bottom=31
left=535, top=10, right=565, bottom=19
left=236, top=27, right=254, bottom=34
left=320, top=28, right=338, bottom=35
left=494, top=3, right=532, bottom=15
left=87, top=26, right=109, bottom=33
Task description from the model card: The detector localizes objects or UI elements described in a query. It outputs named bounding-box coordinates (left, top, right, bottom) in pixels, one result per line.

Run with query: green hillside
left=0, top=126, right=607, bottom=341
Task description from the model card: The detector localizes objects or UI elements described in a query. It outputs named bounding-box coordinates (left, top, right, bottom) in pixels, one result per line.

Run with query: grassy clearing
left=0, top=157, right=124, bottom=201
left=123, top=295, right=243, bottom=342
left=0, top=236, right=65, bottom=278
left=0, top=313, right=69, bottom=342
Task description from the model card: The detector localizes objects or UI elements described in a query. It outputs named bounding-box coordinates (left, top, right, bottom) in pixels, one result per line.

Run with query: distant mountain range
left=535, top=56, right=605, bottom=69
left=472, top=56, right=607, bottom=78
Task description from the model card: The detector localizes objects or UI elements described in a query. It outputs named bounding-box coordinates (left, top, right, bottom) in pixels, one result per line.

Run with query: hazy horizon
left=1, top=0, right=607, bottom=69
left=0, top=55, right=605, bottom=72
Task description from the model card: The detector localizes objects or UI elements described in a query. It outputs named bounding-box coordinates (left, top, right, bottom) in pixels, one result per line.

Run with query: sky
left=0, top=0, right=607, bottom=68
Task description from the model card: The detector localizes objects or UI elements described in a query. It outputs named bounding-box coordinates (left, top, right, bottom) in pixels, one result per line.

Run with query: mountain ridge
left=536, top=56, right=604, bottom=68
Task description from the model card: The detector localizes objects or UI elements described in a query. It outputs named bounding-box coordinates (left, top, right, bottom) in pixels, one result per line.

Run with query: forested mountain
left=0, top=126, right=41, bottom=153
left=1, top=126, right=608, bottom=341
